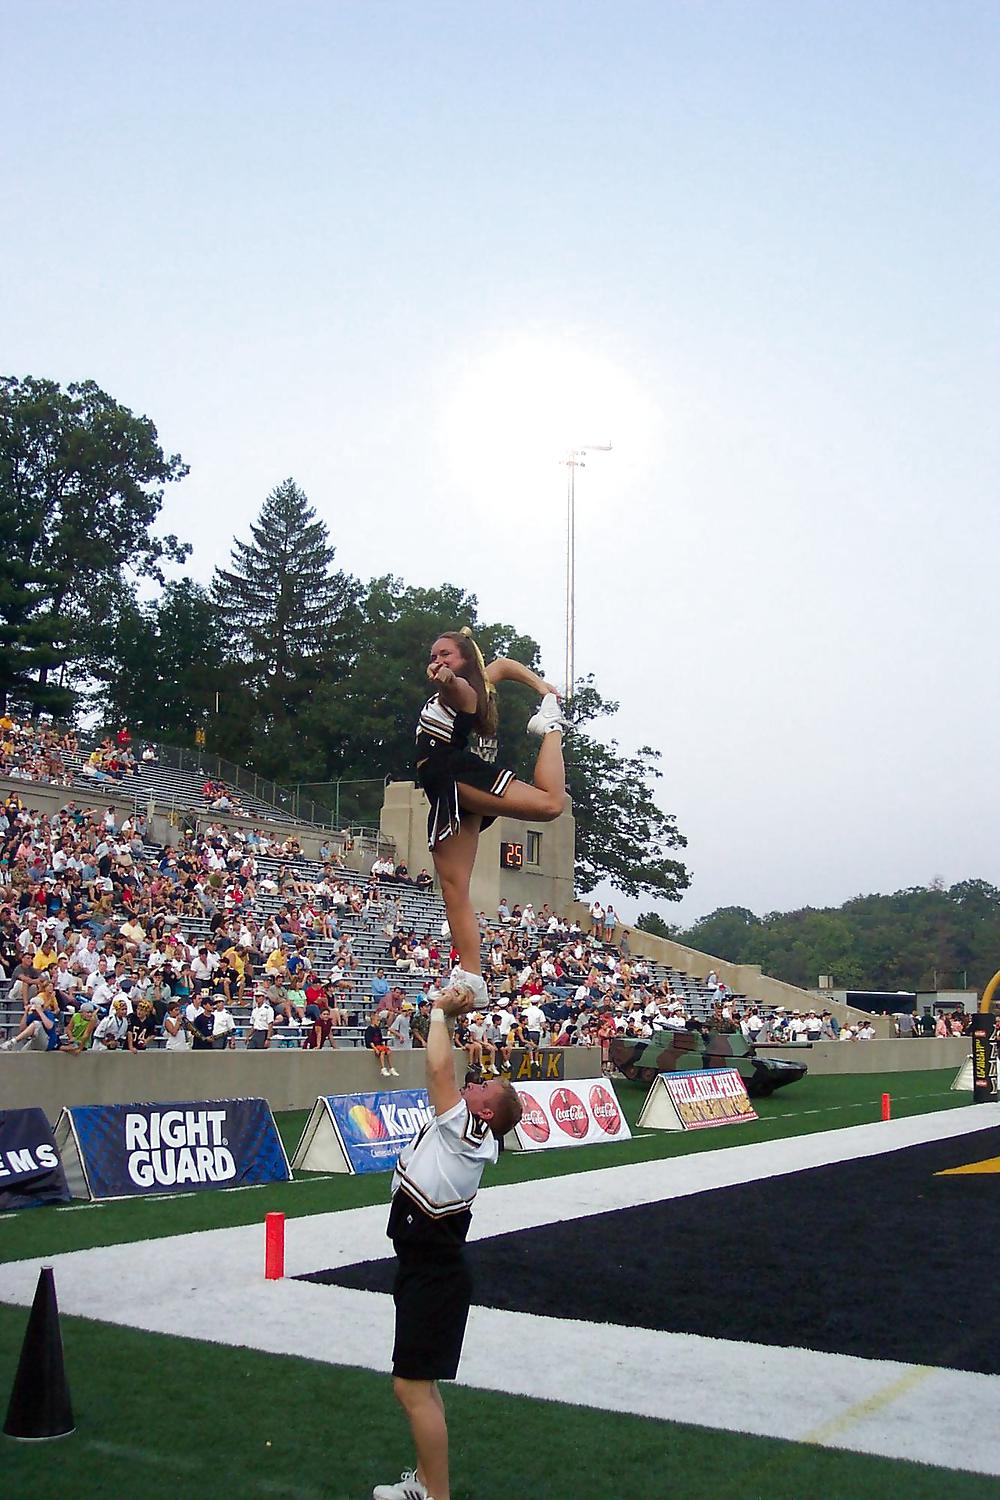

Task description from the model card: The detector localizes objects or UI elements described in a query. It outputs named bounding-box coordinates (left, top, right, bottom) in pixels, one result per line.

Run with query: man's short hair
left=487, top=1081, right=523, bottom=1139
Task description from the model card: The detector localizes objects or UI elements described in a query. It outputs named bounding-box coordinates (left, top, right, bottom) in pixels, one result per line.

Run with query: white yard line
left=1, top=1104, right=998, bottom=1476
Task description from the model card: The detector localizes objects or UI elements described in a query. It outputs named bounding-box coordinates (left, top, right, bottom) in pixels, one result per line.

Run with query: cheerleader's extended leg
left=455, top=723, right=566, bottom=824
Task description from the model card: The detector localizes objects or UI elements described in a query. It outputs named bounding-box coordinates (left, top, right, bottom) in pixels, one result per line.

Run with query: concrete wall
left=0, top=1047, right=603, bottom=1124
left=756, top=1038, right=970, bottom=1075
left=381, top=780, right=576, bottom=917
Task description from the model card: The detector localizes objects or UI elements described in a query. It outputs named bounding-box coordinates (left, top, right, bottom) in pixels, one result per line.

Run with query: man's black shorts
left=391, top=1243, right=472, bottom=1381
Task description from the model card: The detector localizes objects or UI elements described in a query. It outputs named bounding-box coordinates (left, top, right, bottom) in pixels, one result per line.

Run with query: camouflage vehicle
left=609, top=1026, right=807, bottom=1096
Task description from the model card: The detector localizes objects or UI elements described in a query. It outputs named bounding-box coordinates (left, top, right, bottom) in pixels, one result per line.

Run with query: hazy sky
left=4, top=1, right=998, bottom=926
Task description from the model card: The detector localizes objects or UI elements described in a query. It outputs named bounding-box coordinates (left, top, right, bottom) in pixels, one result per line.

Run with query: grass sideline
left=1, top=1304, right=995, bottom=1500
left=0, top=1068, right=967, bottom=1262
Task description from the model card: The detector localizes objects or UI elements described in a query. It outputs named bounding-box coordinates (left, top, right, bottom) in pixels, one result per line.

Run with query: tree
left=83, top=579, right=241, bottom=747
left=566, top=679, right=690, bottom=901
left=0, top=376, right=189, bottom=715
left=211, top=479, right=360, bottom=773
left=637, top=911, right=675, bottom=939
left=294, top=577, right=544, bottom=785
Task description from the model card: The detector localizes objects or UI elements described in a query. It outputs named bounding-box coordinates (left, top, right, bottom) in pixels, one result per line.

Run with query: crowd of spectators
left=0, top=782, right=988, bottom=1065
left=0, top=715, right=77, bottom=787
left=0, top=796, right=383, bottom=1054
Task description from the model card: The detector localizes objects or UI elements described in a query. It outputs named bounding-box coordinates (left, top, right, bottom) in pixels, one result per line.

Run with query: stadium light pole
left=562, top=444, right=612, bottom=705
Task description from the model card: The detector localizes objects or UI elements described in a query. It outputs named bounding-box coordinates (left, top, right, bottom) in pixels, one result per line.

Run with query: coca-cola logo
left=589, top=1084, right=622, bottom=1135
left=517, top=1091, right=550, bottom=1143
left=551, top=1087, right=589, bottom=1139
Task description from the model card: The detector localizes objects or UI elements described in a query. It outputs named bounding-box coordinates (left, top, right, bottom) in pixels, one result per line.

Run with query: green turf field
left=1, top=1305, right=994, bottom=1500
left=2, top=1068, right=987, bottom=1500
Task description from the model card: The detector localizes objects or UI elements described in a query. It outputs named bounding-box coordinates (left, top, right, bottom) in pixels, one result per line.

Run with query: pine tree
left=211, top=479, right=360, bottom=763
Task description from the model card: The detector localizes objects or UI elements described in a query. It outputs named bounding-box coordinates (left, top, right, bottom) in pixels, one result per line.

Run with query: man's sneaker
left=373, top=1469, right=430, bottom=1500
left=527, top=692, right=570, bottom=737
left=449, top=968, right=489, bottom=1008
left=0, top=1038, right=15, bottom=1051
left=380, top=1066, right=391, bottom=1077
left=389, top=1066, right=400, bottom=1076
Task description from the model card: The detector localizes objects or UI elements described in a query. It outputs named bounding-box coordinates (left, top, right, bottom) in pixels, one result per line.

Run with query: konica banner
left=291, top=1091, right=435, bottom=1175
left=0, top=1108, right=71, bottom=1211
left=53, top=1098, right=291, bottom=1200
left=509, top=1078, right=631, bottom=1151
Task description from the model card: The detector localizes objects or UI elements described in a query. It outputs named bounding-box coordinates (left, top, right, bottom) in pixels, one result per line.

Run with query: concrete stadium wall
left=0, top=1047, right=604, bottom=1124
left=756, top=1038, right=970, bottom=1075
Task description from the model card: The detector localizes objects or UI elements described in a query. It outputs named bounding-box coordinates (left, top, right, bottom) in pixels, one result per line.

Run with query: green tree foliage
left=0, top=375, right=189, bottom=715
left=636, top=911, right=675, bottom=938
left=212, top=477, right=359, bottom=707
left=292, top=576, right=544, bottom=784
left=566, top=679, right=690, bottom=901
left=83, top=580, right=244, bottom=746
left=677, top=881, right=1000, bottom=992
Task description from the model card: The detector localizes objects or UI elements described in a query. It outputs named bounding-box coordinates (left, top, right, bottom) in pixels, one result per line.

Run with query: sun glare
left=438, top=335, right=659, bottom=518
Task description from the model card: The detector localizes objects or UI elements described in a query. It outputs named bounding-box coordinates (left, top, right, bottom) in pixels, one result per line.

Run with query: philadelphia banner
left=0, top=1107, right=71, bottom=1210
left=54, top=1097, right=291, bottom=1200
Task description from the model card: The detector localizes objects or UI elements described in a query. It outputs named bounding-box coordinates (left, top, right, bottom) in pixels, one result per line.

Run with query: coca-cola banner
left=509, top=1078, right=631, bottom=1151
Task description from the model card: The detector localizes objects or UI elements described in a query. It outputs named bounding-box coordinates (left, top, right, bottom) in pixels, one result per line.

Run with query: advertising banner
left=639, top=1068, right=758, bottom=1132
left=969, top=1014, right=998, bottom=1104
left=291, top=1090, right=435, bottom=1175
left=509, top=1078, right=631, bottom=1151
left=0, top=1108, right=71, bottom=1211
left=53, top=1098, right=291, bottom=1200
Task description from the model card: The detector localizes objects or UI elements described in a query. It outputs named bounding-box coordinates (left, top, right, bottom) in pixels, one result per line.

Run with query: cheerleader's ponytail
left=458, top=626, right=499, bottom=737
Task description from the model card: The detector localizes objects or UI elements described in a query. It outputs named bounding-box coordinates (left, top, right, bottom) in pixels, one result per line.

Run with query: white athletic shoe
left=527, top=692, right=570, bottom=737
left=389, top=1067, right=400, bottom=1076
left=380, top=1067, right=391, bottom=1077
left=0, top=1039, right=15, bottom=1051
left=373, top=1469, right=431, bottom=1500
left=449, top=967, right=489, bottom=1008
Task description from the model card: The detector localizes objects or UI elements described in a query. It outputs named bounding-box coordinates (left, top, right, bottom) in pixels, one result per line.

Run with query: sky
left=3, top=1, right=998, bottom=928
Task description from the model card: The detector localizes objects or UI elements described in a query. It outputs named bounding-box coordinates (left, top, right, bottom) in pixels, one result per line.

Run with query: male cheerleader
left=374, top=984, right=522, bottom=1500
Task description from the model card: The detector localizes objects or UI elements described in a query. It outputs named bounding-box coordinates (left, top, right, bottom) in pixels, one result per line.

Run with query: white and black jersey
left=414, top=692, right=515, bottom=848
left=388, top=1098, right=498, bottom=1247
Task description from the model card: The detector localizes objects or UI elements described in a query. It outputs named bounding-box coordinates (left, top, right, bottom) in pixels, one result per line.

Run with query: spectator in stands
left=92, top=997, right=131, bottom=1051
left=163, top=999, right=190, bottom=1051
left=410, top=998, right=431, bottom=1049
left=602, top=905, right=618, bottom=943
left=365, top=1014, right=398, bottom=1077
left=1, top=986, right=64, bottom=1052
left=127, top=998, right=159, bottom=1052
left=66, top=1001, right=97, bottom=1051
left=190, top=998, right=215, bottom=1049
left=211, top=995, right=237, bottom=1049
left=388, top=1002, right=414, bottom=1051
left=247, top=992, right=274, bottom=1049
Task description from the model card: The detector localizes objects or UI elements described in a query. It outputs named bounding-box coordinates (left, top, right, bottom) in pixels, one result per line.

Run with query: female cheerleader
left=416, top=628, right=569, bottom=1009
